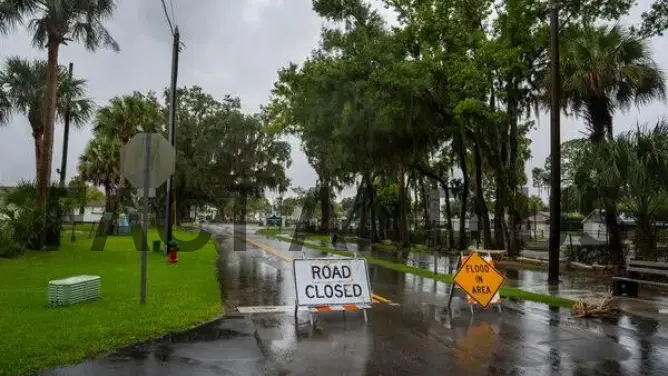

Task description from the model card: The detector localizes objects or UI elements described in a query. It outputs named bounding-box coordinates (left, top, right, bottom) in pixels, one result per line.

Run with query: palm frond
left=0, top=0, right=39, bottom=35
left=1, top=56, right=93, bottom=129
left=539, top=24, right=666, bottom=139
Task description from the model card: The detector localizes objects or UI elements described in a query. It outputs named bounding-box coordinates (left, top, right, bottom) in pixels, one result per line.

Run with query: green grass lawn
left=0, top=229, right=222, bottom=376
left=61, top=222, right=98, bottom=235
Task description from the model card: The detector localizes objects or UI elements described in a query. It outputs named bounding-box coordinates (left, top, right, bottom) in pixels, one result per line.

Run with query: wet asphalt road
left=41, top=224, right=668, bottom=376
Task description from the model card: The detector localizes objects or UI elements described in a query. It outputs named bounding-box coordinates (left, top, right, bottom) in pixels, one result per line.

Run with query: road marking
left=235, top=234, right=395, bottom=305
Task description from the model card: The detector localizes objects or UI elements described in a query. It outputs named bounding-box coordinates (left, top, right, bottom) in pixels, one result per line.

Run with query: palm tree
left=0, top=0, right=120, bottom=206
left=547, top=25, right=666, bottom=142
left=93, top=92, right=163, bottom=210
left=0, top=57, right=94, bottom=178
left=78, top=134, right=120, bottom=213
left=543, top=25, right=666, bottom=267
left=611, top=122, right=668, bottom=260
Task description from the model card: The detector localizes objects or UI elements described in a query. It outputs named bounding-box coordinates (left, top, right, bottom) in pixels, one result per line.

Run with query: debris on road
left=571, top=295, right=620, bottom=319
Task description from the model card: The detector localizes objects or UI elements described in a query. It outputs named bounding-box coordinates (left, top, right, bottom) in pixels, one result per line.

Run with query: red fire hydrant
left=167, top=240, right=179, bottom=264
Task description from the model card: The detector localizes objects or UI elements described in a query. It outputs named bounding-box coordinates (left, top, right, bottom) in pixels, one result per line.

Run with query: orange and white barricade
left=309, top=304, right=372, bottom=313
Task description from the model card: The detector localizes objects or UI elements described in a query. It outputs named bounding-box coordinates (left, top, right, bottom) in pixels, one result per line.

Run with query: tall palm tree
left=0, top=0, right=119, bottom=206
left=542, top=25, right=666, bottom=268
left=78, top=134, right=120, bottom=213
left=0, top=57, right=94, bottom=178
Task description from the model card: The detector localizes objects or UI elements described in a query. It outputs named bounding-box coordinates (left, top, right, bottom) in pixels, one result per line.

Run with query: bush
left=565, top=244, right=629, bottom=265
left=1, top=181, right=63, bottom=250
left=0, top=224, right=25, bottom=258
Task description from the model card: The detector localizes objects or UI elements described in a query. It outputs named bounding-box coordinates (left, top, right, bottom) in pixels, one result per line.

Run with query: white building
left=65, top=202, right=105, bottom=223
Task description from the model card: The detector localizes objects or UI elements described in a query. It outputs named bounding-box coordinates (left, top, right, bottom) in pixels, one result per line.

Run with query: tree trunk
left=393, top=216, right=400, bottom=242
left=359, top=185, right=368, bottom=239
left=104, top=184, right=113, bottom=212
left=420, top=178, right=430, bottom=227
left=365, top=174, right=379, bottom=242
left=238, top=193, right=248, bottom=224
left=506, top=86, right=521, bottom=257
left=398, top=167, right=410, bottom=247
left=34, top=42, right=60, bottom=247
left=343, top=182, right=364, bottom=231
left=33, top=131, right=42, bottom=179
left=117, top=155, right=126, bottom=214
left=474, top=130, right=492, bottom=249
left=494, top=111, right=509, bottom=252
left=37, top=42, right=60, bottom=205
left=635, top=215, right=656, bottom=260
left=457, top=131, right=469, bottom=251
left=604, top=204, right=624, bottom=269
left=319, top=177, right=331, bottom=233
left=441, top=180, right=455, bottom=250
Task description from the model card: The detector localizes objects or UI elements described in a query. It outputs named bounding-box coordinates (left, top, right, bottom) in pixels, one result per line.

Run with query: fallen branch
left=569, top=261, right=594, bottom=270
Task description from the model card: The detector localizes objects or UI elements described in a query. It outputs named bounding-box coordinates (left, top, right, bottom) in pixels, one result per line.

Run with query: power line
left=169, top=0, right=177, bottom=29
left=160, top=0, right=174, bottom=35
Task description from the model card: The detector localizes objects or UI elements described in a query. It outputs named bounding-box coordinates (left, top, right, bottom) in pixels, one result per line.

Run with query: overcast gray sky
left=0, top=0, right=665, bottom=203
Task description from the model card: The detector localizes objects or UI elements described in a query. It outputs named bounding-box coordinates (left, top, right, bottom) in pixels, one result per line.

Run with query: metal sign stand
left=352, top=247, right=369, bottom=323
left=446, top=250, right=503, bottom=315
left=139, top=133, right=151, bottom=305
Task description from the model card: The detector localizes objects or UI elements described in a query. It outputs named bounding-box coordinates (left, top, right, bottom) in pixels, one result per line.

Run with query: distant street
left=41, top=224, right=668, bottom=376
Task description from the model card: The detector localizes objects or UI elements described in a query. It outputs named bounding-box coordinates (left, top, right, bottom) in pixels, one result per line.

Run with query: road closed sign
left=293, top=258, right=372, bottom=307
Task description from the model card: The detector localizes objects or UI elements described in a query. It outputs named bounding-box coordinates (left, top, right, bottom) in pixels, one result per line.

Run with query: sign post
left=121, top=132, right=176, bottom=305
left=293, top=258, right=373, bottom=326
left=451, top=251, right=504, bottom=314
left=140, top=133, right=152, bottom=305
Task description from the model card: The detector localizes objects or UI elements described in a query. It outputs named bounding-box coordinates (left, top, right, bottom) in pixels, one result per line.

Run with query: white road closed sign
left=293, top=258, right=372, bottom=306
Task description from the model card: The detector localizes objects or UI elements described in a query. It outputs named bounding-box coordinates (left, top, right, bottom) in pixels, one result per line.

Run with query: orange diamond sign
left=453, top=252, right=505, bottom=309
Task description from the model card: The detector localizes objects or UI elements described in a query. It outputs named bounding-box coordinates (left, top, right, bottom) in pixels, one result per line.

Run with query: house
left=581, top=209, right=636, bottom=241
left=522, top=211, right=550, bottom=238
left=450, top=215, right=479, bottom=231
left=189, top=206, right=217, bottom=221
left=65, top=201, right=106, bottom=223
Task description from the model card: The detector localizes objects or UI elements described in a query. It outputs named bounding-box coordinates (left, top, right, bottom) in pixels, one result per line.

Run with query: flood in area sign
left=453, top=251, right=505, bottom=309
left=293, top=258, right=372, bottom=307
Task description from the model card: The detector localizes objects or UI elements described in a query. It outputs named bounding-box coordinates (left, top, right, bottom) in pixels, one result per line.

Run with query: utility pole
left=548, top=0, right=561, bottom=284
left=59, top=62, right=74, bottom=188
left=164, top=27, right=180, bottom=247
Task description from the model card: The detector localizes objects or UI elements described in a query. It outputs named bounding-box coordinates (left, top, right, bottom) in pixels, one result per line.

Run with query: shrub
left=1, top=181, right=63, bottom=250
left=0, top=223, right=25, bottom=258
left=565, top=244, right=630, bottom=265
